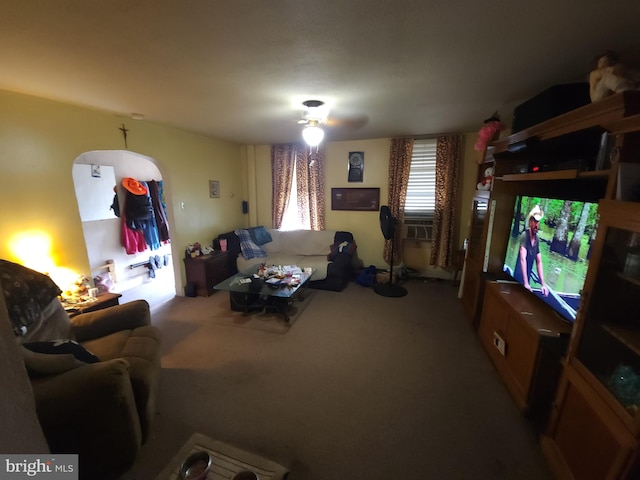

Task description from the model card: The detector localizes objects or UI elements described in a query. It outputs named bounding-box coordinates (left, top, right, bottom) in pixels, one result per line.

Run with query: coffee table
left=154, top=432, right=288, bottom=480
left=214, top=265, right=313, bottom=322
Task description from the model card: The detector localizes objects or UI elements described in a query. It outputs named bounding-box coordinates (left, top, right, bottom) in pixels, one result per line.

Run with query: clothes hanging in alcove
left=120, top=178, right=170, bottom=254
left=148, top=180, right=170, bottom=243
left=121, top=195, right=148, bottom=254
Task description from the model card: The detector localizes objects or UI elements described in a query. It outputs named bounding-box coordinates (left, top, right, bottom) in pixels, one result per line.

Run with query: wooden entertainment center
left=461, top=91, right=640, bottom=479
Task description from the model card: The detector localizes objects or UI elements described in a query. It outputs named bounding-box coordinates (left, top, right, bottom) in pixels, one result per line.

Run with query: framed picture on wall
left=209, top=180, right=220, bottom=198
left=331, top=187, right=380, bottom=211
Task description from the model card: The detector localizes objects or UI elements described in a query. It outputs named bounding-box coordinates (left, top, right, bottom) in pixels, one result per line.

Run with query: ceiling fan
left=297, top=99, right=369, bottom=147
left=297, top=100, right=330, bottom=126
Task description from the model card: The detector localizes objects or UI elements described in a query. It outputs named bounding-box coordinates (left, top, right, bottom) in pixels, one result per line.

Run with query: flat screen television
left=502, top=195, right=599, bottom=323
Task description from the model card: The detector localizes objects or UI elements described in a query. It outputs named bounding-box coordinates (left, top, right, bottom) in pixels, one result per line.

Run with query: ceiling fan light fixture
left=302, top=123, right=324, bottom=147
left=301, top=99, right=329, bottom=123
left=302, top=99, right=324, bottom=109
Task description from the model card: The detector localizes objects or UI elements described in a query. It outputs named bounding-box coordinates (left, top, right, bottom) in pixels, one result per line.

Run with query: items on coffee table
left=214, top=265, right=314, bottom=320
left=258, top=264, right=303, bottom=287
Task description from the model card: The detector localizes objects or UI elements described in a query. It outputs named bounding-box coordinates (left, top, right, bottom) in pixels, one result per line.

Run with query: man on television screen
left=514, top=206, right=549, bottom=297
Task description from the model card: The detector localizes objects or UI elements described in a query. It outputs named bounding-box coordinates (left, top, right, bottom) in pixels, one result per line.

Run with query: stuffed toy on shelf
left=589, top=50, right=638, bottom=102
left=477, top=166, right=494, bottom=191
left=474, top=112, right=505, bottom=164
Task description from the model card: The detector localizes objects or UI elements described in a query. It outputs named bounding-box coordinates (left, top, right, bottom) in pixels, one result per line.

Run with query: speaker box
left=512, top=83, right=591, bottom=133
left=242, top=201, right=248, bottom=214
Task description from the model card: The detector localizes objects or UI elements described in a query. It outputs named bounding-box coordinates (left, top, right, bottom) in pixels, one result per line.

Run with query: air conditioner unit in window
left=403, top=219, right=432, bottom=241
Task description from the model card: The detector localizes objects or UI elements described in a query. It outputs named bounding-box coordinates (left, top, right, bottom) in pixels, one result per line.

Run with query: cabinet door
left=184, top=253, right=232, bottom=297
left=461, top=192, right=491, bottom=323
left=479, top=286, right=538, bottom=410
left=571, top=200, right=640, bottom=433
left=205, top=253, right=233, bottom=292
left=503, top=308, right=538, bottom=408
left=543, top=367, right=635, bottom=480
left=466, top=192, right=491, bottom=266
left=478, top=286, right=510, bottom=376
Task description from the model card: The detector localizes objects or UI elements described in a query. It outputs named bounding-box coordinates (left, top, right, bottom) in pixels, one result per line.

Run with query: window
left=280, top=161, right=306, bottom=231
left=405, top=138, right=436, bottom=220
left=271, top=144, right=324, bottom=232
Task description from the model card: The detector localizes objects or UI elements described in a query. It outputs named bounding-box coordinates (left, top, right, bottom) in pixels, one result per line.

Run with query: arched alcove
left=72, top=150, right=178, bottom=307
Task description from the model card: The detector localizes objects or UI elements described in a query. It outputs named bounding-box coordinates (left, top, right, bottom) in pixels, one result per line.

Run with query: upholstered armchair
left=20, top=300, right=161, bottom=480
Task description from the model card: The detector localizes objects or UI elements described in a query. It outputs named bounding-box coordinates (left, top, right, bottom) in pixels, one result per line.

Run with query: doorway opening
left=72, top=150, right=176, bottom=311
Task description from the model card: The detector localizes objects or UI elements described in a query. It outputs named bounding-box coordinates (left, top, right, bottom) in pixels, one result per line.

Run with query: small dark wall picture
left=348, top=151, right=364, bottom=182
left=331, top=187, right=380, bottom=211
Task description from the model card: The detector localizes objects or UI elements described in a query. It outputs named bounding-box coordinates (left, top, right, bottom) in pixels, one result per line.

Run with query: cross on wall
left=119, top=123, right=129, bottom=149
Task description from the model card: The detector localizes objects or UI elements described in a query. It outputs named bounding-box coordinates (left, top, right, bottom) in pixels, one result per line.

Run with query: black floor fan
left=374, top=206, right=408, bottom=297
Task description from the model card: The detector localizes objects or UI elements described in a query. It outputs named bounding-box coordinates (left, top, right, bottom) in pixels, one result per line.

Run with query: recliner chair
left=20, top=299, right=161, bottom=480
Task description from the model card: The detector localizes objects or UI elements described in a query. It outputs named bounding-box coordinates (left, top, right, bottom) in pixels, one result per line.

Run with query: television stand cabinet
left=478, top=281, right=571, bottom=429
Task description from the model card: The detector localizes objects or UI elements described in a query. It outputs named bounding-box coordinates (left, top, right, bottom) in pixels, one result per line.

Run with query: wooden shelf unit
left=460, top=91, right=640, bottom=479
left=459, top=190, right=492, bottom=326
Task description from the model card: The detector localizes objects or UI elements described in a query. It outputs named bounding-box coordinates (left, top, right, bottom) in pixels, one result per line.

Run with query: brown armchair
left=23, top=300, right=161, bottom=480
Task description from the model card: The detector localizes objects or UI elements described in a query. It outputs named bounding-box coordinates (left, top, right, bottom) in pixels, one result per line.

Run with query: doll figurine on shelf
left=474, top=112, right=505, bottom=159
left=589, top=50, right=637, bottom=102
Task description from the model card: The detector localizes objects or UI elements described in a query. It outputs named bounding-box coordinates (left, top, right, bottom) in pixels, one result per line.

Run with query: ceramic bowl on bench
left=179, top=451, right=211, bottom=480
left=232, top=471, right=260, bottom=480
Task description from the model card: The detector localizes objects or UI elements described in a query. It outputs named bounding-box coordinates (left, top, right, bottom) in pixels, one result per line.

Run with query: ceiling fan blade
left=325, top=114, right=369, bottom=130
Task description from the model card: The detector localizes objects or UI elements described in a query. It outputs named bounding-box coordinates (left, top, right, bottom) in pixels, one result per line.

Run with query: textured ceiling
left=1, top=1, right=639, bottom=145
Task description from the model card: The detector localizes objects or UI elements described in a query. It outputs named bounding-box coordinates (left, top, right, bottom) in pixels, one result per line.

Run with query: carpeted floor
left=119, top=278, right=553, bottom=480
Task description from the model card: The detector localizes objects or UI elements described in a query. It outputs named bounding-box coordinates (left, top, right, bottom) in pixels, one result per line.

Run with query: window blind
left=405, top=138, right=436, bottom=219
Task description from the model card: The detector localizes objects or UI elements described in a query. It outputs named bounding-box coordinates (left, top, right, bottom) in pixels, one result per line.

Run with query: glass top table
left=214, top=265, right=314, bottom=321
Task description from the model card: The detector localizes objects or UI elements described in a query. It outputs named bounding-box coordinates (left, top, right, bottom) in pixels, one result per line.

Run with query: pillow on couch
left=235, top=229, right=267, bottom=260
left=328, top=241, right=357, bottom=260
left=248, top=226, right=273, bottom=246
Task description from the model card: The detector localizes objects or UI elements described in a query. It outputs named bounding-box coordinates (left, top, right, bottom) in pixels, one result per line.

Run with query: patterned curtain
left=295, top=145, right=326, bottom=230
left=271, top=143, right=325, bottom=230
left=430, top=135, right=461, bottom=267
left=384, top=138, right=414, bottom=264
left=271, top=144, right=297, bottom=229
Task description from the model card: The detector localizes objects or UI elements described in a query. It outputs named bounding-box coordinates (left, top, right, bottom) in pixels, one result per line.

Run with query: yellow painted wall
left=0, top=87, right=482, bottom=287
left=249, top=135, right=480, bottom=273
left=0, top=89, right=245, bottom=291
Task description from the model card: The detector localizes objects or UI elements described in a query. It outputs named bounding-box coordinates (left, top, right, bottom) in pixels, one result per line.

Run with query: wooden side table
left=184, top=251, right=233, bottom=297
left=65, top=292, right=122, bottom=317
